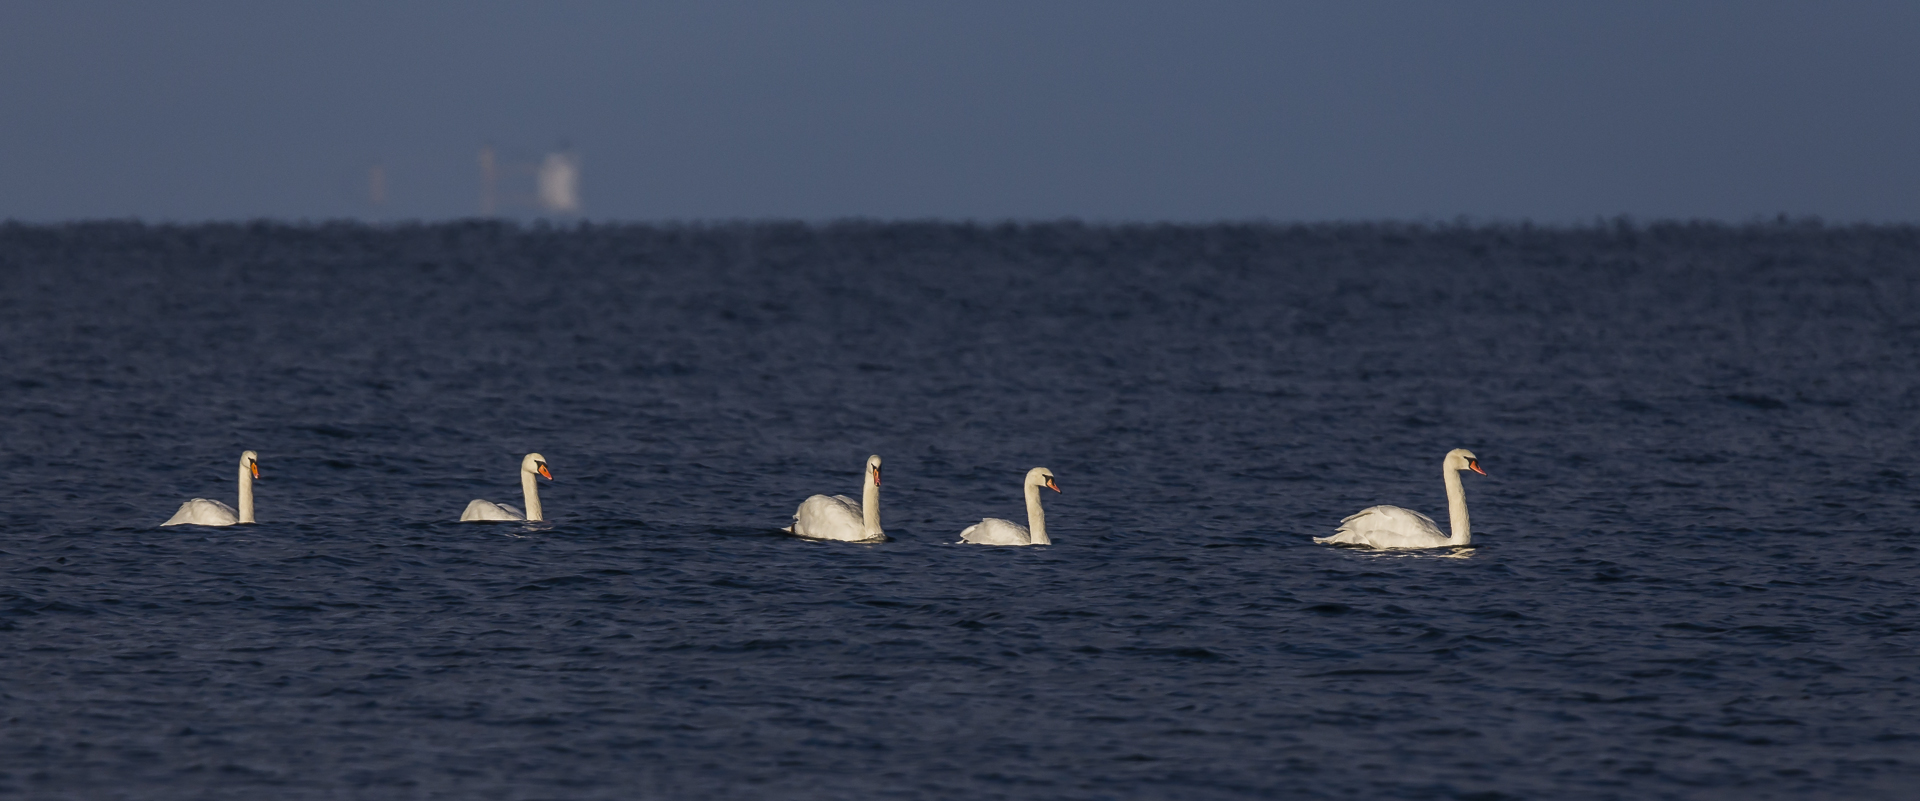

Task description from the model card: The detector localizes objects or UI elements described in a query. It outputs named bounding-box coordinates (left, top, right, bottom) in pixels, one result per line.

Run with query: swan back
left=1315, top=505, right=1450, bottom=548
left=461, top=499, right=527, bottom=522
left=788, top=494, right=882, bottom=541
left=960, top=518, right=1033, bottom=546
left=163, top=498, right=240, bottom=527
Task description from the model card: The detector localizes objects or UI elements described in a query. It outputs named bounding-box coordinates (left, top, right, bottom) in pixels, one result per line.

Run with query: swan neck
left=861, top=471, right=882, bottom=537
left=237, top=462, right=255, bottom=524
left=1024, top=482, right=1050, bottom=545
left=1444, top=467, right=1469, bottom=545
left=522, top=469, right=543, bottom=521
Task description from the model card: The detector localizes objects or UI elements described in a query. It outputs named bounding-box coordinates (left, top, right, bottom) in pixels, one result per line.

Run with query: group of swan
left=777, top=457, right=1063, bottom=546
left=162, top=451, right=557, bottom=527
left=781, top=452, right=1477, bottom=549
left=163, top=448, right=1484, bottom=551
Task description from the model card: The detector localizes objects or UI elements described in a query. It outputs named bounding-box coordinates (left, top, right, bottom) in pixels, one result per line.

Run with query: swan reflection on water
left=491, top=519, right=557, bottom=537
left=1320, top=543, right=1480, bottom=559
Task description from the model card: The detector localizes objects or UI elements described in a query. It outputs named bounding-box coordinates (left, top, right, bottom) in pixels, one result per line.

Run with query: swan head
left=1446, top=448, right=1485, bottom=476
left=866, top=454, right=882, bottom=487
left=522, top=453, right=553, bottom=480
left=240, top=450, right=260, bottom=479
left=1026, top=467, right=1061, bottom=493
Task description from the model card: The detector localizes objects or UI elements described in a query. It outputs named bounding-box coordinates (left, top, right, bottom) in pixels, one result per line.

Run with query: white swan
left=460, top=453, right=552, bottom=522
left=783, top=454, right=885, bottom=542
left=162, top=450, right=260, bottom=527
left=1316, top=448, right=1484, bottom=549
left=959, top=467, right=1060, bottom=546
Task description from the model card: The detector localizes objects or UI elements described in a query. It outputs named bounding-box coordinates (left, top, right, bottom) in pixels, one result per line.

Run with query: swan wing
left=1315, top=505, right=1450, bottom=549
left=461, top=499, right=526, bottom=522
left=959, top=518, right=1032, bottom=546
left=162, top=498, right=239, bottom=527
left=787, top=494, right=874, bottom=541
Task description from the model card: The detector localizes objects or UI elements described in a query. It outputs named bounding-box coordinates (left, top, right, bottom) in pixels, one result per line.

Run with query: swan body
left=1316, top=448, right=1483, bottom=549
left=959, top=467, right=1060, bottom=546
left=957, top=517, right=1039, bottom=546
left=785, top=455, right=884, bottom=542
left=164, top=498, right=242, bottom=527
left=461, top=453, right=552, bottom=522
left=460, top=499, right=526, bottom=521
left=162, top=451, right=259, bottom=527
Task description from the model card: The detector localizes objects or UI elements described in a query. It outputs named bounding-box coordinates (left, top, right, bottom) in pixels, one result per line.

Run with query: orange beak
left=1045, top=477, right=1061, bottom=493
left=873, top=470, right=881, bottom=487
left=1468, top=461, right=1485, bottom=476
left=538, top=465, right=553, bottom=480
left=249, top=462, right=260, bottom=479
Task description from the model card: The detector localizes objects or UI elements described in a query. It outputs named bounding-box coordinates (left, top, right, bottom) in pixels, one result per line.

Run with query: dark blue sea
left=4, top=220, right=1919, bottom=799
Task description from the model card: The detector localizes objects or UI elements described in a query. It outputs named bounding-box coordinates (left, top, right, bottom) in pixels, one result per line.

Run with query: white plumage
left=785, top=455, right=884, bottom=542
left=162, top=450, right=259, bottom=527
left=958, top=517, right=1040, bottom=546
left=1315, top=449, right=1483, bottom=549
left=164, top=498, right=243, bottom=527
left=958, top=467, right=1060, bottom=546
left=461, top=453, right=552, bottom=522
left=461, top=499, right=528, bottom=521
left=1320, top=505, right=1451, bottom=549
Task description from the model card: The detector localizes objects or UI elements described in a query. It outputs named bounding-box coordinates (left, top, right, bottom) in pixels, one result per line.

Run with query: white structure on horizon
left=536, top=151, right=580, bottom=214
left=478, top=145, right=581, bottom=216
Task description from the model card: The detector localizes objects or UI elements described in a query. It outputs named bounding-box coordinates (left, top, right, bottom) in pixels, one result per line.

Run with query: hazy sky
left=2, top=1, right=1916, bottom=222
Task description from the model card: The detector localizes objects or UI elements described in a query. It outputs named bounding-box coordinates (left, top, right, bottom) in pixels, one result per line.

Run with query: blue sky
left=2, top=1, right=1916, bottom=222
